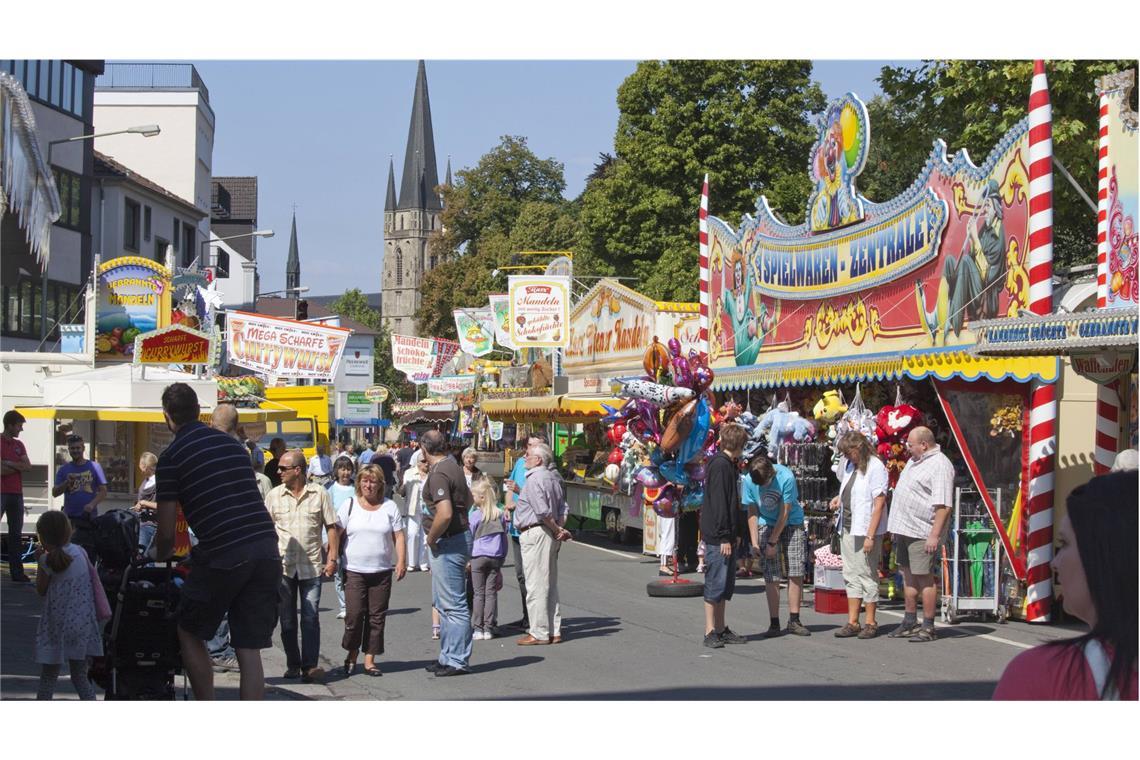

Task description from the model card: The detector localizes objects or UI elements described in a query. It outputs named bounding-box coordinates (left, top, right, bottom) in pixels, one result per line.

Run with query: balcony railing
left=95, top=63, right=209, bottom=104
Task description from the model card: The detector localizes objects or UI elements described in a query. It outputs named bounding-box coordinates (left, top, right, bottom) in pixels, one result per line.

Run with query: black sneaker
left=888, top=622, right=921, bottom=639
left=434, top=665, right=469, bottom=677
left=424, top=661, right=444, bottom=674
left=785, top=620, right=811, bottom=637
left=718, top=627, right=747, bottom=645
left=763, top=625, right=783, bottom=639
left=703, top=632, right=725, bottom=649
left=284, top=668, right=302, bottom=679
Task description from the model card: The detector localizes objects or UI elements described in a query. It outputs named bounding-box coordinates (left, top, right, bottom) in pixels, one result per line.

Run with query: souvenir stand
left=702, top=89, right=1059, bottom=621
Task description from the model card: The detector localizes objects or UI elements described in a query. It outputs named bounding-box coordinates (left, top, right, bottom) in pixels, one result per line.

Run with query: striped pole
left=1097, top=90, right=1110, bottom=307
left=1025, top=59, right=1057, bottom=623
left=1093, top=86, right=1120, bottom=474
left=698, top=174, right=710, bottom=358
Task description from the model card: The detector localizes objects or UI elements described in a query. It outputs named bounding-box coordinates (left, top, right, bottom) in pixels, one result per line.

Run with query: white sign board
left=508, top=275, right=570, bottom=348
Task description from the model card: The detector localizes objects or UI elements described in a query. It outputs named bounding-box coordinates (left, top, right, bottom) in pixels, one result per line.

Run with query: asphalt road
left=263, top=531, right=1077, bottom=701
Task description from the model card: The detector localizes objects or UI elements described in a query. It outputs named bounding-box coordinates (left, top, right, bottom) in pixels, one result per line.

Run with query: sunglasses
left=280, top=464, right=303, bottom=470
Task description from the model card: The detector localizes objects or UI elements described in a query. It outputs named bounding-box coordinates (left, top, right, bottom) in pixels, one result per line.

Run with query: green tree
left=328, top=288, right=411, bottom=399
left=577, top=60, right=826, bottom=301
left=416, top=136, right=574, bottom=338
left=864, top=59, right=1138, bottom=267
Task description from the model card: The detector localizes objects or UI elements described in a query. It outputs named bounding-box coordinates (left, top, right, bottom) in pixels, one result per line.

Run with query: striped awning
left=710, top=350, right=1058, bottom=391
left=481, top=395, right=620, bottom=424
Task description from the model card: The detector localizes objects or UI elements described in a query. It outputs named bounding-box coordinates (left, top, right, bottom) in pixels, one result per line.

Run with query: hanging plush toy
left=812, top=390, right=848, bottom=425
left=875, top=396, right=922, bottom=487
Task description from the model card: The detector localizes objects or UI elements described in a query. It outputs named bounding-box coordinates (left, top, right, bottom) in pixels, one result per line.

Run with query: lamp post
left=42, top=124, right=161, bottom=340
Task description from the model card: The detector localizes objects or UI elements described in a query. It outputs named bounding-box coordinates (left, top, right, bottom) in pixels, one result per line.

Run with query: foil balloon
left=675, top=396, right=711, bottom=464
left=607, top=447, right=624, bottom=465
left=691, top=364, right=714, bottom=394
left=635, top=466, right=665, bottom=489
left=628, top=418, right=657, bottom=444
left=604, top=463, right=621, bottom=482
left=633, top=399, right=661, bottom=438
left=652, top=484, right=680, bottom=518
left=642, top=337, right=671, bottom=379
left=611, top=420, right=627, bottom=441
left=684, top=460, right=707, bottom=483
left=658, top=457, right=689, bottom=485
left=619, top=379, right=694, bottom=406
left=667, top=337, right=692, bottom=386
left=681, top=487, right=704, bottom=510
left=660, top=398, right=698, bottom=454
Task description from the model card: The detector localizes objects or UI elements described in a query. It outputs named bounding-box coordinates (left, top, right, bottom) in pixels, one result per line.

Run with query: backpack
left=94, top=509, right=141, bottom=569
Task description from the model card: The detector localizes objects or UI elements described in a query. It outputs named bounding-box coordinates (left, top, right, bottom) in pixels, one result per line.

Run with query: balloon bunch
left=604, top=337, right=719, bottom=518
left=874, top=402, right=922, bottom=487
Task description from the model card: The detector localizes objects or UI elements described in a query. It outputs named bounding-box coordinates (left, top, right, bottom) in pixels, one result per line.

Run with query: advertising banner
left=95, top=256, right=171, bottom=362
left=427, top=374, right=477, bottom=397
left=1101, top=71, right=1138, bottom=308
left=391, top=334, right=460, bottom=383
left=340, top=391, right=376, bottom=425
left=656, top=305, right=703, bottom=358
left=508, top=275, right=570, bottom=348
left=226, top=311, right=349, bottom=380
left=453, top=308, right=496, bottom=357
left=133, top=324, right=215, bottom=365
left=488, top=294, right=517, bottom=350
left=364, top=385, right=390, bottom=403
left=565, top=280, right=655, bottom=371
left=707, top=92, right=1035, bottom=371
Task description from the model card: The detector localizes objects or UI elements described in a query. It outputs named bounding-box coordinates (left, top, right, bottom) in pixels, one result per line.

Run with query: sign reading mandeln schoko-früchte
left=508, top=275, right=570, bottom=349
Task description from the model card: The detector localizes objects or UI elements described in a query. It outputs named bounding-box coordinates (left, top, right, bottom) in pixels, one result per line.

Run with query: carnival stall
left=701, top=85, right=1060, bottom=621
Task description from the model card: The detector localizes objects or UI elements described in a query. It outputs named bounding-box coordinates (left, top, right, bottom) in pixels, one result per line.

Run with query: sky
left=163, top=59, right=911, bottom=298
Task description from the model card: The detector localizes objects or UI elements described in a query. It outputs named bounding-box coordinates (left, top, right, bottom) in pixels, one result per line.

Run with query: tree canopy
left=575, top=60, right=826, bottom=300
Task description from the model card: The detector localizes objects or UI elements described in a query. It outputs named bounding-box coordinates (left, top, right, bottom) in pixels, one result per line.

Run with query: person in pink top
left=2, top=410, right=32, bottom=582
left=993, top=472, right=1137, bottom=700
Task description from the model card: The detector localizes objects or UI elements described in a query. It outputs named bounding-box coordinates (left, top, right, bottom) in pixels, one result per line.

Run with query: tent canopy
left=481, top=394, right=619, bottom=424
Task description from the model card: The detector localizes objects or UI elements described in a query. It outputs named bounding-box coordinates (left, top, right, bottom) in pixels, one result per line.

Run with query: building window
left=61, top=62, right=73, bottom=112
left=172, top=218, right=180, bottom=253
left=395, top=248, right=403, bottom=286
left=215, top=248, right=230, bottom=278
left=124, top=198, right=141, bottom=251
left=155, top=237, right=169, bottom=262
left=143, top=206, right=152, bottom=241
left=183, top=223, right=196, bottom=267
left=51, top=168, right=82, bottom=229
left=72, top=68, right=84, bottom=118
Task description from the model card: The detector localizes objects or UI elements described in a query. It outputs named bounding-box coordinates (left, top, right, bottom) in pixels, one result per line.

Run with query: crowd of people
left=4, top=389, right=1137, bottom=701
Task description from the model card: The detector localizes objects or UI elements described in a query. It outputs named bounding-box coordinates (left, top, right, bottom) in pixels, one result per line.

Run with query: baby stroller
left=86, top=509, right=186, bottom=700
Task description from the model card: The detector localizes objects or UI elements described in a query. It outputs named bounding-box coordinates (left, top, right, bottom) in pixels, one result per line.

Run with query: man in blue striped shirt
left=153, top=382, right=281, bottom=701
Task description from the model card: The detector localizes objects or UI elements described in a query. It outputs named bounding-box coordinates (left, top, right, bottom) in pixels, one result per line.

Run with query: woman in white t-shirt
left=336, top=463, right=406, bottom=677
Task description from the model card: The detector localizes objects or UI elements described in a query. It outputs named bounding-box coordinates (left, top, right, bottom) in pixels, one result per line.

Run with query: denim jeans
left=138, top=523, right=157, bottom=553
left=334, top=555, right=346, bottom=613
left=207, top=615, right=236, bottom=660
left=429, top=531, right=472, bottom=670
left=278, top=574, right=323, bottom=670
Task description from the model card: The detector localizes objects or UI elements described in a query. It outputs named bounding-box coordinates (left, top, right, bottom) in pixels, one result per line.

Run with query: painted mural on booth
left=707, top=92, right=1034, bottom=369
left=1103, top=71, right=1138, bottom=306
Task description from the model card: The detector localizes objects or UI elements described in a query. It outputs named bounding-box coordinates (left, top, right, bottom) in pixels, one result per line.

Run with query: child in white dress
left=34, top=510, right=103, bottom=700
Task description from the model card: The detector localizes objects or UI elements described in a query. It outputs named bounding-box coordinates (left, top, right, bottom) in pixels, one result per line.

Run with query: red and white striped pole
left=1025, top=59, right=1057, bottom=623
left=1093, top=85, right=1120, bottom=474
left=698, top=173, right=710, bottom=359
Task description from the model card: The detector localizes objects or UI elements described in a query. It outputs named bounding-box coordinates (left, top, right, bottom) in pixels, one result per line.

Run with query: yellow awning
left=481, top=395, right=620, bottom=424
left=14, top=406, right=297, bottom=423
left=711, top=351, right=1059, bottom=391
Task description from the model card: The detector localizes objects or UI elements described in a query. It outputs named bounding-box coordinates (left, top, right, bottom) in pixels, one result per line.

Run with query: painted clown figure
left=722, top=249, right=764, bottom=366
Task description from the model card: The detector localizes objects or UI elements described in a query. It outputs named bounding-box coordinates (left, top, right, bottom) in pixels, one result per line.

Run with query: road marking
left=876, top=610, right=1034, bottom=650
left=566, top=540, right=644, bottom=561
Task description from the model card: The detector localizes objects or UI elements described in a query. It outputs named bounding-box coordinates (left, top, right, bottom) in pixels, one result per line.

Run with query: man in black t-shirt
left=153, top=383, right=281, bottom=701
left=699, top=423, right=749, bottom=650
left=420, top=430, right=473, bottom=677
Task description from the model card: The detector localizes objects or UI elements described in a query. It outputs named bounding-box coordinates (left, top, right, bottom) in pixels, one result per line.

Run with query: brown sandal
left=833, top=622, right=862, bottom=638
left=857, top=624, right=879, bottom=639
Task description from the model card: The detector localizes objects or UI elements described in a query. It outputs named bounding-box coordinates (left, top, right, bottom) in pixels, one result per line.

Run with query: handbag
left=86, top=553, right=112, bottom=622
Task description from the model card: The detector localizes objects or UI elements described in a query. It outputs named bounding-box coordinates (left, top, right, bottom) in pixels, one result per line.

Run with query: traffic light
left=295, top=299, right=308, bottom=321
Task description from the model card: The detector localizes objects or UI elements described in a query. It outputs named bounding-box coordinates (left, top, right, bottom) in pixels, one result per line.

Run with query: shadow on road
left=559, top=615, right=622, bottom=642
left=471, top=655, right=544, bottom=674
left=509, top=679, right=999, bottom=700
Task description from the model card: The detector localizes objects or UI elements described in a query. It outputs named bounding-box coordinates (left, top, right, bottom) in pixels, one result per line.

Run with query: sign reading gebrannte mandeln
left=508, top=275, right=570, bottom=348
left=133, top=324, right=215, bottom=365
left=226, top=310, right=349, bottom=380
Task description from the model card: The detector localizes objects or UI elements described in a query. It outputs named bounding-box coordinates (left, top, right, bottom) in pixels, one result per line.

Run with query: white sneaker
left=472, top=630, right=485, bottom=640
left=336, top=610, right=346, bottom=620
left=419, top=565, right=429, bottom=572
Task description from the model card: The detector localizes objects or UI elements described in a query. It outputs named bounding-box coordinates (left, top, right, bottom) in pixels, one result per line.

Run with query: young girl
left=34, top=510, right=102, bottom=700
left=326, top=455, right=356, bottom=620
left=468, top=478, right=508, bottom=640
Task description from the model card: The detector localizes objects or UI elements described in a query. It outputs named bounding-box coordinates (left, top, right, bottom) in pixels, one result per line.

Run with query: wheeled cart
left=942, top=486, right=1006, bottom=624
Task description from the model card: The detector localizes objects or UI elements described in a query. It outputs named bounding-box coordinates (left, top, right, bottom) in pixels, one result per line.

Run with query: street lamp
left=41, top=124, right=162, bottom=339
left=200, top=229, right=275, bottom=273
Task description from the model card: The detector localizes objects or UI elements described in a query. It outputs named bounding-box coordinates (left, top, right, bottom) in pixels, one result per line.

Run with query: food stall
left=702, top=91, right=1059, bottom=620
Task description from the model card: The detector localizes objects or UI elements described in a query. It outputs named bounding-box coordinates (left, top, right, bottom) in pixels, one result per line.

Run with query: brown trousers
left=342, top=569, right=393, bottom=656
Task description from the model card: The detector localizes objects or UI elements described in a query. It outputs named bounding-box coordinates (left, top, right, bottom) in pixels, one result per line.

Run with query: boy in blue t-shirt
left=744, top=455, right=810, bottom=638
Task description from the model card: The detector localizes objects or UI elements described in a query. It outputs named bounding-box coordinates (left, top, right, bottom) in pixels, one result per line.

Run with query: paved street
left=4, top=530, right=1076, bottom=701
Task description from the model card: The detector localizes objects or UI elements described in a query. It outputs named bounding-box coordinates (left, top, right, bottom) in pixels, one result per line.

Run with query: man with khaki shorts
left=886, top=427, right=955, bottom=642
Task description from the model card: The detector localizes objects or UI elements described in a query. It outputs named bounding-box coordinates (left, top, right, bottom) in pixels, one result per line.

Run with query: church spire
left=445, top=156, right=452, bottom=187
left=384, top=155, right=397, bottom=212
left=397, top=60, right=442, bottom=211
left=285, top=211, right=301, bottom=291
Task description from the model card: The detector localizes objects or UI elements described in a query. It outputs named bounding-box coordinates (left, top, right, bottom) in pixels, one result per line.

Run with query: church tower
left=285, top=211, right=301, bottom=292
left=381, top=60, right=445, bottom=337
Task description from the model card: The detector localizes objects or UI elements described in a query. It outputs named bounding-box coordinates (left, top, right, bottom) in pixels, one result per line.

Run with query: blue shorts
left=702, top=542, right=736, bottom=603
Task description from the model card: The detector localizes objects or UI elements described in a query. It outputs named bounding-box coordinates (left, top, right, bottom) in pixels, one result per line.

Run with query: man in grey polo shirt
left=513, top=443, right=571, bottom=646
left=886, top=426, right=955, bottom=642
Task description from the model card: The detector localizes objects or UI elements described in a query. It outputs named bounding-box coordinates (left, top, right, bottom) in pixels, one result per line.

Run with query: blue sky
left=178, top=60, right=910, bottom=297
